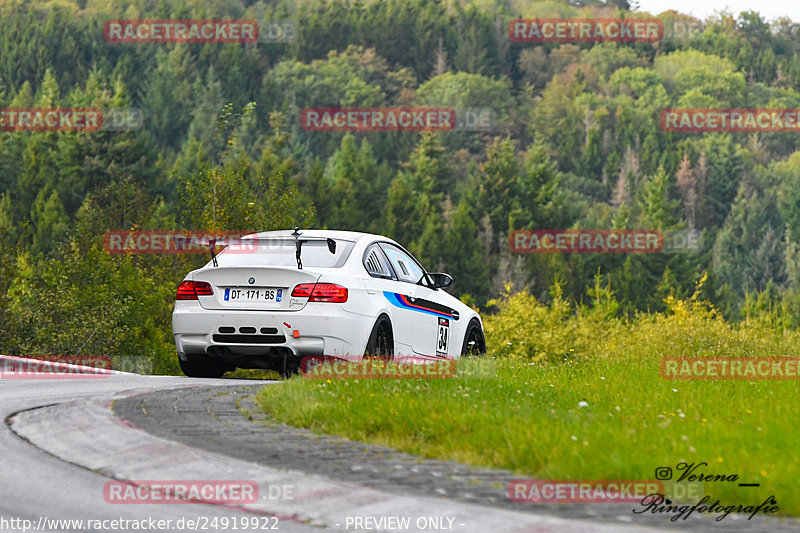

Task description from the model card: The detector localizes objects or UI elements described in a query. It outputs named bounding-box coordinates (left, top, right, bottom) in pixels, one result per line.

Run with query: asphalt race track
left=2, top=358, right=799, bottom=533
left=0, top=374, right=320, bottom=533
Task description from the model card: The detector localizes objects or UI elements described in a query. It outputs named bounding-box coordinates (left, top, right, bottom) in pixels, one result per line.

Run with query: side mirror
left=429, top=272, right=454, bottom=289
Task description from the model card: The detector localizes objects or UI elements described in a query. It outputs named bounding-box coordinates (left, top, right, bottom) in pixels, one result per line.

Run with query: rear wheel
left=461, top=319, right=486, bottom=357
left=364, top=315, right=394, bottom=359
left=178, top=356, right=227, bottom=378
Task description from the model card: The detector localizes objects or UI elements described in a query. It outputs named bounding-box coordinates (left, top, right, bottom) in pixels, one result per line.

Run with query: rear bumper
left=172, top=301, right=365, bottom=360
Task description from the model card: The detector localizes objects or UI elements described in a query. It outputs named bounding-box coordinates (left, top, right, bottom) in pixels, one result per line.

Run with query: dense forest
left=2, top=0, right=800, bottom=372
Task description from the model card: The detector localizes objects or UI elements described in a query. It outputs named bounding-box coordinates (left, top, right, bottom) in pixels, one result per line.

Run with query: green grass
left=226, top=368, right=281, bottom=380
left=257, top=285, right=800, bottom=515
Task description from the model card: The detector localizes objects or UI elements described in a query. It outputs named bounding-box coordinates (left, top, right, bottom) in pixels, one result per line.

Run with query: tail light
left=291, top=283, right=315, bottom=298
left=176, top=280, right=214, bottom=300
left=291, top=283, right=348, bottom=303
left=309, top=283, right=348, bottom=303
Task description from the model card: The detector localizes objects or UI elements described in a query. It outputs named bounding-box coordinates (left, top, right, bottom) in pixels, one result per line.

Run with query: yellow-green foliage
left=483, top=280, right=625, bottom=362
left=484, top=275, right=800, bottom=363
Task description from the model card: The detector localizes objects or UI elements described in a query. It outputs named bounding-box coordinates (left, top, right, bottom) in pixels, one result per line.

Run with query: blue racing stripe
left=383, top=291, right=452, bottom=319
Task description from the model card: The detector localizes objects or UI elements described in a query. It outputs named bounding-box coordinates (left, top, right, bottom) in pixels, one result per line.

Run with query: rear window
left=213, top=239, right=355, bottom=269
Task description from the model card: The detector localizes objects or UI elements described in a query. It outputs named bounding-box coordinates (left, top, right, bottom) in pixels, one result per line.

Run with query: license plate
left=223, top=287, right=283, bottom=302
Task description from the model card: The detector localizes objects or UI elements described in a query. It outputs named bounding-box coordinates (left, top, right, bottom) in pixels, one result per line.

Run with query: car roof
left=243, top=229, right=395, bottom=244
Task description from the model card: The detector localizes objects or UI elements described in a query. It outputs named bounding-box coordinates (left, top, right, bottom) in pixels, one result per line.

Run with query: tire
left=364, top=315, right=394, bottom=359
left=178, top=356, right=227, bottom=378
left=461, top=319, right=486, bottom=357
left=276, top=354, right=301, bottom=379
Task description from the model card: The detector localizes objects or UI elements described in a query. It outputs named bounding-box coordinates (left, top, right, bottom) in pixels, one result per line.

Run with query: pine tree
left=325, top=134, right=382, bottom=232
left=140, top=45, right=194, bottom=148
left=30, top=187, right=68, bottom=256
left=476, top=137, right=518, bottom=236
left=441, top=200, right=490, bottom=304
left=188, top=67, right=226, bottom=160
left=712, top=181, right=785, bottom=298
left=513, top=143, right=569, bottom=230
left=385, top=133, right=450, bottom=244
left=675, top=153, right=697, bottom=228
left=640, top=167, right=681, bottom=230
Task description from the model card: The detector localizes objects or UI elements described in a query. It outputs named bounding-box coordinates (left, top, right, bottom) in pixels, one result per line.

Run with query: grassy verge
left=257, top=282, right=800, bottom=515
left=227, top=368, right=281, bottom=380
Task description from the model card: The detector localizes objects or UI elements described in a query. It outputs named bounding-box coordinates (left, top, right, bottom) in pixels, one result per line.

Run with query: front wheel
left=178, top=356, right=227, bottom=378
left=461, top=319, right=486, bottom=357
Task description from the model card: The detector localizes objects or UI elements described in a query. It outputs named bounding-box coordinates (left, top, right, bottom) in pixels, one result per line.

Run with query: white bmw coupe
left=172, top=228, right=485, bottom=377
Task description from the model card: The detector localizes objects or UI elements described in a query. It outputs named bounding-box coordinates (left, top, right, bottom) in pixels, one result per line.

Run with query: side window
left=380, top=243, right=426, bottom=285
left=363, top=245, right=394, bottom=279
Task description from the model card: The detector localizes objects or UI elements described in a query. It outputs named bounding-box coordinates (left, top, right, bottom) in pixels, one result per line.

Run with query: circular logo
left=248, top=277, right=255, bottom=285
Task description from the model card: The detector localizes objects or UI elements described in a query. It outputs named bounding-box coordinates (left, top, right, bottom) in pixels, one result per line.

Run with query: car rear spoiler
left=199, top=228, right=336, bottom=269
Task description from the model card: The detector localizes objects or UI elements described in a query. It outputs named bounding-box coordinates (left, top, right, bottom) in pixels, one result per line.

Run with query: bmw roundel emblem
left=248, top=277, right=255, bottom=285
